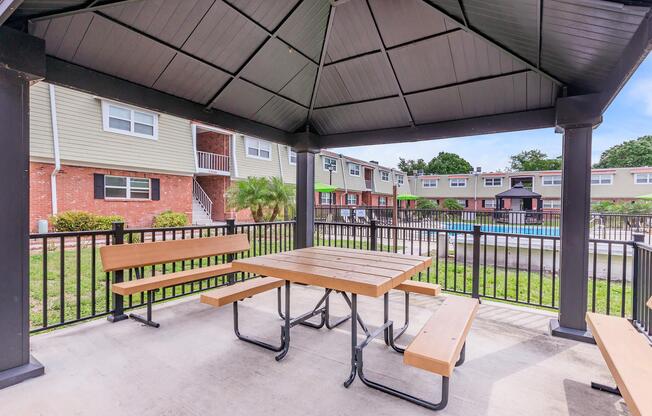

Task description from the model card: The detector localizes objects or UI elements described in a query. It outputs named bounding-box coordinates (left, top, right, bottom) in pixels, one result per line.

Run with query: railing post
left=108, top=222, right=128, bottom=323
left=472, top=225, right=481, bottom=299
left=370, top=219, right=377, bottom=251
left=226, top=219, right=236, bottom=285
left=632, top=232, right=644, bottom=322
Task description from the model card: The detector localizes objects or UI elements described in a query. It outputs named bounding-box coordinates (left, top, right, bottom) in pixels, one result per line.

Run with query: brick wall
left=30, top=162, right=192, bottom=232
left=197, top=131, right=229, bottom=155
left=196, top=175, right=230, bottom=221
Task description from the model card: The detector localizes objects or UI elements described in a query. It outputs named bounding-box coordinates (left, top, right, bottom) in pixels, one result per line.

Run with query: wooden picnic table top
left=231, top=246, right=432, bottom=297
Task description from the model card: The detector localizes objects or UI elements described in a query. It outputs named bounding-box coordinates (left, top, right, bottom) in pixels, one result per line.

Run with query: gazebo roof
left=3, top=0, right=652, bottom=148
left=495, top=182, right=542, bottom=199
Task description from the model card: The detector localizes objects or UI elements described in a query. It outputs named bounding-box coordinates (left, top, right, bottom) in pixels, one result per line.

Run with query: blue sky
left=332, top=55, right=652, bottom=172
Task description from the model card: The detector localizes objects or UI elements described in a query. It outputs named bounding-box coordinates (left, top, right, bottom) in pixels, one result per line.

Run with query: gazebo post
left=550, top=123, right=596, bottom=343
left=0, top=29, right=46, bottom=388
left=294, top=134, right=319, bottom=249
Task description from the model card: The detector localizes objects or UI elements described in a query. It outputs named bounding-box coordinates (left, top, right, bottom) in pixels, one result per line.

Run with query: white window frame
left=348, top=163, right=361, bottom=177
left=288, top=148, right=297, bottom=165
left=422, top=179, right=438, bottom=188
left=396, top=174, right=404, bottom=186
left=541, top=175, right=562, bottom=186
left=101, top=100, right=158, bottom=140
left=245, top=137, right=272, bottom=161
left=591, top=174, right=613, bottom=185
left=449, top=178, right=467, bottom=188
left=543, top=200, right=561, bottom=209
left=320, top=192, right=332, bottom=205
left=484, top=199, right=496, bottom=209
left=456, top=199, right=467, bottom=207
left=104, top=175, right=151, bottom=200
left=323, top=156, right=338, bottom=172
left=380, top=170, right=390, bottom=182
left=346, top=194, right=358, bottom=205
left=378, top=196, right=387, bottom=206
left=634, top=173, right=652, bottom=184
left=484, top=177, right=503, bottom=187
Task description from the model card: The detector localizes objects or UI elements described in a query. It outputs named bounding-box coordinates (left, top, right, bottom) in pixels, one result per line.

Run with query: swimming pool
left=441, top=223, right=560, bottom=237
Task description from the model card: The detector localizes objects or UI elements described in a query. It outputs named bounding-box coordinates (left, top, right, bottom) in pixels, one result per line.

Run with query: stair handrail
left=192, top=179, right=213, bottom=219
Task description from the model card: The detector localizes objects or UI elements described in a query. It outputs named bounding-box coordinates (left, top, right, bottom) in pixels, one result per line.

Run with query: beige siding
left=232, top=134, right=281, bottom=179
left=30, top=82, right=55, bottom=161
left=373, top=167, right=393, bottom=194
left=38, top=83, right=195, bottom=175
left=278, top=145, right=297, bottom=184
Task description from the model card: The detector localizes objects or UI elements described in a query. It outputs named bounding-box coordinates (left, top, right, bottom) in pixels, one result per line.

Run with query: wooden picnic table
left=231, top=245, right=432, bottom=383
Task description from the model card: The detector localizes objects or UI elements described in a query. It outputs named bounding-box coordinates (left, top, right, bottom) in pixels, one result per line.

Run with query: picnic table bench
left=586, top=296, right=652, bottom=416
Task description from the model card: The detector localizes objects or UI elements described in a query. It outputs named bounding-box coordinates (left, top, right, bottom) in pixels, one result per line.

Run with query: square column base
left=0, top=356, right=44, bottom=390
left=549, top=319, right=595, bottom=344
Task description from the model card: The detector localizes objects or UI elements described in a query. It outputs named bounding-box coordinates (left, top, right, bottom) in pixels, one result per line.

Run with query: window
left=542, top=175, right=562, bottom=186
left=348, top=163, right=361, bottom=176
left=591, top=174, right=613, bottom=185
left=483, top=199, right=496, bottom=208
left=422, top=179, right=438, bottom=188
left=635, top=173, right=652, bottom=184
left=245, top=137, right=272, bottom=160
left=380, top=170, right=390, bottom=182
left=378, top=196, right=387, bottom=206
left=102, top=101, right=158, bottom=139
left=543, top=200, right=561, bottom=209
left=396, top=174, right=404, bottom=185
left=449, top=178, right=467, bottom=188
left=346, top=194, right=358, bottom=205
left=104, top=175, right=150, bottom=199
left=323, top=156, right=338, bottom=172
left=456, top=199, right=467, bottom=207
left=288, top=148, right=297, bottom=165
left=484, top=177, right=503, bottom=187
left=320, top=193, right=332, bottom=205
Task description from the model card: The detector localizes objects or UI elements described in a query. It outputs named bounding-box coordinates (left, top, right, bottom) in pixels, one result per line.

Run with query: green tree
left=225, top=177, right=271, bottom=222
left=443, top=198, right=464, bottom=211
left=593, top=135, right=652, bottom=168
left=427, top=152, right=473, bottom=174
left=267, top=177, right=295, bottom=222
left=398, top=158, right=427, bottom=174
left=416, top=198, right=438, bottom=210
left=509, top=150, right=561, bottom=171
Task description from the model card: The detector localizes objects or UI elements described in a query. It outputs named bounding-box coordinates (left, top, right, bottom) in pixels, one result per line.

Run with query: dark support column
left=295, top=150, right=316, bottom=249
left=0, top=67, right=45, bottom=388
left=550, top=125, right=595, bottom=343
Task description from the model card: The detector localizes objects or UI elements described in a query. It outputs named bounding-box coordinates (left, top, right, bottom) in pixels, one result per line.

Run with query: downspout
left=340, top=154, right=348, bottom=205
left=231, top=134, right=239, bottom=178
left=49, top=84, right=61, bottom=215
left=277, top=144, right=284, bottom=181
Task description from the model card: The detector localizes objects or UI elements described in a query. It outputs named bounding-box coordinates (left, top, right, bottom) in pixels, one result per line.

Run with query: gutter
left=49, top=84, right=61, bottom=215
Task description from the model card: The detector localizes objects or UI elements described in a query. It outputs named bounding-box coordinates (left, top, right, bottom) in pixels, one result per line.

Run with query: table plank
left=307, top=246, right=431, bottom=266
left=270, top=253, right=402, bottom=279
left=279, top=251, right=414, bottom=272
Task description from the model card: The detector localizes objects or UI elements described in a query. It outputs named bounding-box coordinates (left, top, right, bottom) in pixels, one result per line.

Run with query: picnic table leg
left=275, top=280, right=291, bottom=361
left=325, top=290, right=351, bottom=329
left=344, top=293, right=358, bottom=388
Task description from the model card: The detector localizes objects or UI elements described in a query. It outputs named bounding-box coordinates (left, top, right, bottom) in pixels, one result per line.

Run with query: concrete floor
left=0, top=285, right=629, bottom=416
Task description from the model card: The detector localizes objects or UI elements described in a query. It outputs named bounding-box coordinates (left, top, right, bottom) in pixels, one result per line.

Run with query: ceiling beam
left=421, top=0, right=564, bottom=87
left=27, top=0, right=139, bottom=22
left=307, top=5, right=336, bottom=126
left=0, top=0, right=22, bottom=26
left=317, top=108, right=556, bottom=148
left=365, top=0, right=414, bottom=126
left=205, top=0, right=308, bottom=110
left=0, top=26, right=45, bottom=80
left=44, top=56, right=294, bottom=145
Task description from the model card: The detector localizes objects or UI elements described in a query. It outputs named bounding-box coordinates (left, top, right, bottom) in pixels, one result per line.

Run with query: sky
left=332, top=55, right=652, bottom=173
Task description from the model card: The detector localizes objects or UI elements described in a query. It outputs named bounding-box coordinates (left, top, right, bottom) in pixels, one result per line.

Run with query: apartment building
left=408, top=167, right=652, bottom=211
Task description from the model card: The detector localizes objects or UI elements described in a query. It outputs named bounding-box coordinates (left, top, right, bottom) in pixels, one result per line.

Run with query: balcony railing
left=364, top=179, right=373, bottom=190
left=197, top=150, right=229, bottom=173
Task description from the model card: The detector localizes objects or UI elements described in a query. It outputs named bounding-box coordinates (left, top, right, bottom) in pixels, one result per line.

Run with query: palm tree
left=267, top=177, right=295, bottom=222
left=225, top=177, right=271, bottom=222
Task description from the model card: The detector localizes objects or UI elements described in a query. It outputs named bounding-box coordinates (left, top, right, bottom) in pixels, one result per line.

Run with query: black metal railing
left=632, top=236, right=651, bottom=340
left=314, top=206, right=652, bottom=243
left=314, top=221, right=635, bottom=316
left=29, top=220, right=295, bottom=333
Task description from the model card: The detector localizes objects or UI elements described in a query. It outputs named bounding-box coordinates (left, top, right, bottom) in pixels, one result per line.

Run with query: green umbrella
left=396, top=194, right=420, bottom=201
left=315, top=182, right=337, bottom=193
left=636, top=193, right=652, bottom=200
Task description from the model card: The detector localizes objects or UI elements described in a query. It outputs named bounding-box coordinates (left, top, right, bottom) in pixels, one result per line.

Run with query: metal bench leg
left=325, top=290, right=352, bottom=329
left=591, top=382, right=621, bottom=396
left=233, top=300, right=286, bottom=353
left=129, top=290, right=160, bottom=328
left=455, top=344, right=466, bottom=367
left=384, top=292, right=409, bottom=346
left=356, top=341, right=450, bottom=411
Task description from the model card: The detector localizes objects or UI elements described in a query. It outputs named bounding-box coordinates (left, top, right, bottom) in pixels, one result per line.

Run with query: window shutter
left=94, top=174, right=105, bottom=199
left=151, top=178, right=160, bottom=200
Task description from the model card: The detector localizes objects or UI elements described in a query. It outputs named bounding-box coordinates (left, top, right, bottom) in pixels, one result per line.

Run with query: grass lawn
left=29, top=236, right=631, bottom=331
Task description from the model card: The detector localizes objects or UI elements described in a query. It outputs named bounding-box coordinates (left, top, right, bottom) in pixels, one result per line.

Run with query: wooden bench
left=100, top=233, right=251, bottom=327
left=386, top=280, right=442, bottom=343
left=586, top=297, right=652, bottom=416
left=360, top=295, right=479, bottom=411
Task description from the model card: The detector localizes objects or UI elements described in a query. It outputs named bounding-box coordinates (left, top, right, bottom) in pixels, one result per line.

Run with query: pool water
left=441, top=223, right=560, bottom=237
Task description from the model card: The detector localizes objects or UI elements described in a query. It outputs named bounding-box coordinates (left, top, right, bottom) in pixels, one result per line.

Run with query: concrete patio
left=0, top=285, right=627, bottom=416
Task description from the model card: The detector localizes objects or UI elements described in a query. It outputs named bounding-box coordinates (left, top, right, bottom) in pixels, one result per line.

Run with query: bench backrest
left=648, top=296, right=652, bottom=311
left=100, top=234, right=250, bottom=272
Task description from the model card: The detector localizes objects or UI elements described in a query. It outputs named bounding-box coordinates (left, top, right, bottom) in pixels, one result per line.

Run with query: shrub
left=152, top=210, right=188, bottom=228
left=51, top=211, right=125, bottom=232
left=416, top=198, right=438, bottom=210
left=443, top=198, right=464, bottom=211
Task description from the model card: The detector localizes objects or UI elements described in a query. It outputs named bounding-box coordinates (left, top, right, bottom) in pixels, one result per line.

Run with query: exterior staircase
left=192, top=179, right=213, bottom=225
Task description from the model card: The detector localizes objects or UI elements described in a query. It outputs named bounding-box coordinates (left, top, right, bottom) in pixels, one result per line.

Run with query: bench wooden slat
left=647, top=296, right=652, bottom=310
left=200, top=277, right=285, bottom=308
left=396, top=280, right=441, bottom=296
left=586, top=312, right=652, bottom=416
left=112, top=263, right=234, bottom=296
left=100, top=234, right=249, bottom=272
left=404, top=296, right=479, bottom=377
